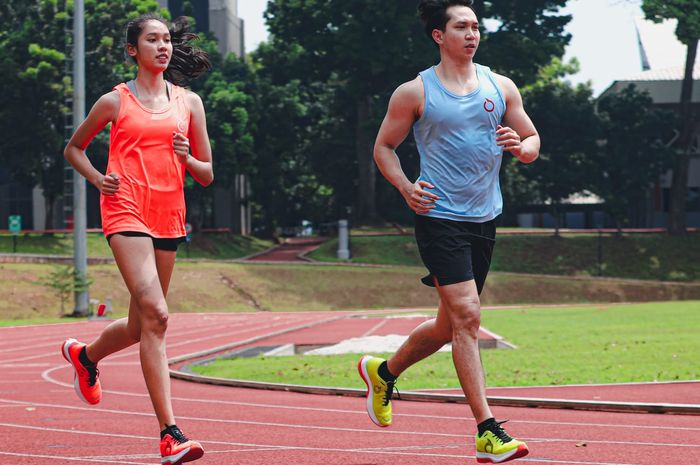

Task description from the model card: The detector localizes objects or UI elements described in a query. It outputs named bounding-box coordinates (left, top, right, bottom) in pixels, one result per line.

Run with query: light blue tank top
left=413, top=64, right=506, bottom=222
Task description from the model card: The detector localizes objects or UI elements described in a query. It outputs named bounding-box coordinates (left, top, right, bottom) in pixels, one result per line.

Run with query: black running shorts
left=414, top=214, right=497, bottom=294
left=106, top=231, right=186, bottom=251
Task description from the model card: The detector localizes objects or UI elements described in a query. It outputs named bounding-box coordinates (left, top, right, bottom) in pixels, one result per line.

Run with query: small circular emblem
left=483, top=98, right=495, bottom=113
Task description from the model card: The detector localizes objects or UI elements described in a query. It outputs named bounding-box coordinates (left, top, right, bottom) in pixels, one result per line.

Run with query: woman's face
left=128, top=20, right=173, bottom=72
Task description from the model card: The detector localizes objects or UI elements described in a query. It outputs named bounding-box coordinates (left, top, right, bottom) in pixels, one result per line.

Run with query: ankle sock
left=477, top=417, right=497, bottom=436
left=161, top=424, right=176, bottom=440
left=79, top=346, right=95, bottom=367
left=378, top=361, right=397, bottom=382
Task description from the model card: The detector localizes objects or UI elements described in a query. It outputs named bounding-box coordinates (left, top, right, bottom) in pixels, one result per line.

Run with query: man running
left=358, top=1, right=539, bottom=463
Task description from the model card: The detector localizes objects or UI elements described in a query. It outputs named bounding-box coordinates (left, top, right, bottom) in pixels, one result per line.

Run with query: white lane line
left=1, top=399, right=698, bottom=449
left=39, top=364, right=700, bottom=433
left=0, top=451, right=151, bottom=465
left=88, top=315, right=320, bottom=362
left=0, top=316, right=311, bottom=364
left=0, top=373, right=46, bottom=384
left=0, top=399, right=464, bottom=438
left=0, top=422, right=660, bottom=465
left=361, top=318, right=390, bottom=337
left=0, top=363, right=52, bottom=367
left=0, top=318, right=265, bottom=363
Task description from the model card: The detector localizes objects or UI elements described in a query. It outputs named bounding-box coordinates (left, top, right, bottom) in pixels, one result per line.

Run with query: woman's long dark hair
left=124, top=13, right=212, bottom=85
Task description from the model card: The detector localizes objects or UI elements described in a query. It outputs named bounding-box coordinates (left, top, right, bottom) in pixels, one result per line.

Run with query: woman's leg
left=108, top=235, right=176, bottom=428
left=85, top=244, right=177, bottom=363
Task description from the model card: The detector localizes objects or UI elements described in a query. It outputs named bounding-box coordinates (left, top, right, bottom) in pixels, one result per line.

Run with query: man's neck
left=435, top=54, right=477, bottom=91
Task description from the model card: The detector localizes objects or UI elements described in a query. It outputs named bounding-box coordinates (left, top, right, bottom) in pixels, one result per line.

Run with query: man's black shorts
left=414, top=214, right=497, bottom=294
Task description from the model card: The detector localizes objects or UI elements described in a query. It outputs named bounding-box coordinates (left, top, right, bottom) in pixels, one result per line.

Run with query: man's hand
left=402, top=180, right=439, bottom=214
left=496, top=124, right=522, bottom=157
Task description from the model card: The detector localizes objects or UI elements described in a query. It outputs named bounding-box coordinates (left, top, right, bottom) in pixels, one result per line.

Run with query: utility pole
left=72, top=0, right=89, bottom=316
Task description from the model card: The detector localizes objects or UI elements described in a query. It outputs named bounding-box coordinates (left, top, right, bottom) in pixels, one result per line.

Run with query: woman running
left=61, top=13, right=212, bottom=465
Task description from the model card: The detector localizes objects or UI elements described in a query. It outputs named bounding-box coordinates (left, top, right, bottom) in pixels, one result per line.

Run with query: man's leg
left=386, top=299, right=452, bottom=376
left=434, top=278, right=491, bottom=422
left=435, top=279, right=528, bottom=463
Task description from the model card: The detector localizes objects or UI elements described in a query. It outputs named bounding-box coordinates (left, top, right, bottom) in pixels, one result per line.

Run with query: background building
left=600, top=18, right=700, bottom=227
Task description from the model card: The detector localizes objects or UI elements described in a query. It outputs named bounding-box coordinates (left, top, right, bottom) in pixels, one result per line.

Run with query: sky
left=237, top=0, right=685, bottom=97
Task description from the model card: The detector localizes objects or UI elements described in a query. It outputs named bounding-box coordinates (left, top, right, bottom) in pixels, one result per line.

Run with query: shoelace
left=167, top=425, right=190, bottom=444
left=490, top=420, right=514, bottom=444
left=81, top=362, right=99, bottom=387
left=383, top=381, right=400, bottom=406
left=87, top=366, right=99, bottom=387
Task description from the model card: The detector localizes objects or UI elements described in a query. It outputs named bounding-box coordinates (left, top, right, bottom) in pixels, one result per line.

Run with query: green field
left=3, top=261, right=699, bottom=320
left=0, top=232, right=272, bottom=259
left=309, top=233, right=700, bottom=281
left=190, top=301, right=700, bottom=388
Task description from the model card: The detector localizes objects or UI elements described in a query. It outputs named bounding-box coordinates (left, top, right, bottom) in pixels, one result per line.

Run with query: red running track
left=0, top=312, right=699, bottom=465
left=246, top=238, right=325, bottom=262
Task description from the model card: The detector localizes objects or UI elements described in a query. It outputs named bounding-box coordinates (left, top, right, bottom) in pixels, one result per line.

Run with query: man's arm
left=374, top=77, right=439, bottom=214
left=496, top=75, right=540, bottom=164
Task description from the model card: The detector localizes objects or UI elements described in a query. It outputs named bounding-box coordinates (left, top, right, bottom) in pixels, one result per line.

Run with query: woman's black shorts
left=414, top=214, right=497, bottom=294
left=106, top=231, right=186, bottom=252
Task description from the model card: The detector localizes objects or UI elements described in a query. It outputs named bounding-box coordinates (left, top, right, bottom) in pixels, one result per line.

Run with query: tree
left=0, top=0, right=167, bottom=229
left=594, top=86, right=676, bottom=229
left=263, top=0, right=572, bottom=225
left=250, top=41, right=342, bottom=234
left=515, top=58, right=600, bottom=233
left=642, top=0, right=700, bottom=234
left=0, top=1, right=70, bottom=229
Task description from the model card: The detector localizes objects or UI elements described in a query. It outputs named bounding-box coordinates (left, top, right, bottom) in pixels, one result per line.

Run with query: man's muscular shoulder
left=391, top=76, right=425, bottom=119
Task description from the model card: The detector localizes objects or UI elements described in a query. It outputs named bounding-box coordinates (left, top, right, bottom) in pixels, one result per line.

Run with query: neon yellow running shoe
left=358, top=355, right=394, bottom=427
left=475, top=420, right=529, bottom=463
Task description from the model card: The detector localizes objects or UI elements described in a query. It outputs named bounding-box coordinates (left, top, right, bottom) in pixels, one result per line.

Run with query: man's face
left=434, top=6, right=480, bottom=58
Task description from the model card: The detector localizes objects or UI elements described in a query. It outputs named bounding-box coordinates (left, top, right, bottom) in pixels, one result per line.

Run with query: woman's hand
left=96, top=173, right=120, bottom=195
left=173, top=132, right=191, bottom=165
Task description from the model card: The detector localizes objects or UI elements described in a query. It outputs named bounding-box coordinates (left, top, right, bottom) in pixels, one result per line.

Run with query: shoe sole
left=61, top=338, right=98, bottom=405
left=476, top=444, right=529, bottom=463
left=162, top=445, right=204, bottom=465
left=357, top=356, right=390, bottom=428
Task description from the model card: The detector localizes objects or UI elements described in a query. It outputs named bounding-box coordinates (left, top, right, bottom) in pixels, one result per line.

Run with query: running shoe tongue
left=168, top=426, right=189, bottom=443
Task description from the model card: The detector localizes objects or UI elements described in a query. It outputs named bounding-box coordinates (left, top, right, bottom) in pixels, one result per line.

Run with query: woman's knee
left=138, top=299, right=169, bottom=334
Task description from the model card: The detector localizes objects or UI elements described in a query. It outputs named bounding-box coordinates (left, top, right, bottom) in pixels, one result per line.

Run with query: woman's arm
left=64, top=91, right=121, bottom=194
left=174, top=91, right=213, bottom=186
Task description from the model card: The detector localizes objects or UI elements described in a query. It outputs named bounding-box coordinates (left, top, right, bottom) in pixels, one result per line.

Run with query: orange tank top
left=100, top=82, right=190, bottom=238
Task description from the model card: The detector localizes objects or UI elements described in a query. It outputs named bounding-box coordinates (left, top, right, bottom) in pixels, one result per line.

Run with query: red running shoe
left=61, top=338, right=101, bottom=405
left=160, top=426, right=204, bottom=464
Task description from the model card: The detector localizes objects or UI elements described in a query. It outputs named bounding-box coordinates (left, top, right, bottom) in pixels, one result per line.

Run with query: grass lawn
left=0, top=232, right=272, bottom=260
left=0, top=317, right=85, bottom=327
left=190, top=301, right=700, bottom=389
left=309, top=233, right=700, bottom=281
left=2, top=261, right=699, bottom=320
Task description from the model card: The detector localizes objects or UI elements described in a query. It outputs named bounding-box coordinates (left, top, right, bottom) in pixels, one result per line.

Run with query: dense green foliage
left=0, top=1, right=690, bottom=233
left=642, top=0, right=700, bottom=234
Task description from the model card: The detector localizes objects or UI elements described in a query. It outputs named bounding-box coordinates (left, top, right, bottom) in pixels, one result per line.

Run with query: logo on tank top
left=483, top=98, right=495, bottom=113
left=175, top=96, right=188, bottom=133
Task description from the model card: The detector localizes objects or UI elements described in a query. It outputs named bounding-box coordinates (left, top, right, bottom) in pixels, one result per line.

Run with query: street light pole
left=72, top=0, right=89, bottom=316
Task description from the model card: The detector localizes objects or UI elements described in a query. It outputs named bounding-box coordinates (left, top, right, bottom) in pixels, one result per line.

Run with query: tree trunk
left=355, top=96, right=378, bottom=224
left=668, top=38, right=698, bottom=235
left=44, top=194, right=56, bottom=231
